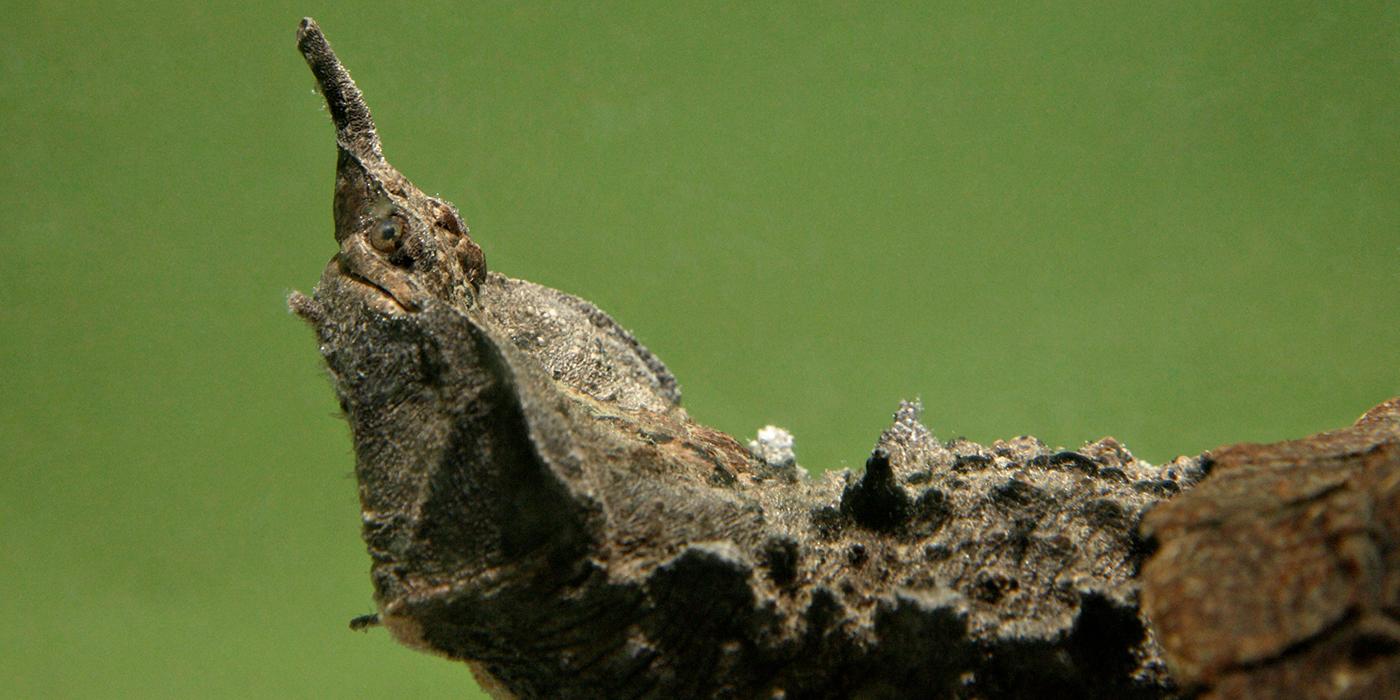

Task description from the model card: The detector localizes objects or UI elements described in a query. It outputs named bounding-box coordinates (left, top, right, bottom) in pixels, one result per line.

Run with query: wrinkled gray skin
left=291, top=18, right=1202, bottom=698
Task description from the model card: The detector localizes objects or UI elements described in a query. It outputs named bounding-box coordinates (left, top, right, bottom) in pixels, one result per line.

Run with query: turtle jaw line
left=334, top=241, right=424, bottom=314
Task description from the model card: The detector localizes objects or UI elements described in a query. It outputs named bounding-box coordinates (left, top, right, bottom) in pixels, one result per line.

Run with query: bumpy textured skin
left=289, top=18, right=1397, bottom=700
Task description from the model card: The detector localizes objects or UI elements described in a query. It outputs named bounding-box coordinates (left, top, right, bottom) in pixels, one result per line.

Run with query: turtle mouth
left=334, top=242, right=424, bottom=313
left=339, top=263, right=410, bottom=312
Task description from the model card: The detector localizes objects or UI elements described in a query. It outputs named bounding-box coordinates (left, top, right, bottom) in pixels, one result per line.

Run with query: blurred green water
left=1, top=2, right=1395, bottom=696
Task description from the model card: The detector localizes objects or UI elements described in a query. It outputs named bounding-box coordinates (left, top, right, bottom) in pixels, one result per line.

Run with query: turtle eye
left=370, top=217, right=402, bottom=253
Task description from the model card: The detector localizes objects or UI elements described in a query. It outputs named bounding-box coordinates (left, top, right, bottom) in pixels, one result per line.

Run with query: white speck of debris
left=748, top=425, right=802, bottom=476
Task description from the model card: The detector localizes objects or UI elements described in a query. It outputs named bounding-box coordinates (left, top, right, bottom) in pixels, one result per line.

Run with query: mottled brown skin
left=289, top=18, right=1397, bottom=700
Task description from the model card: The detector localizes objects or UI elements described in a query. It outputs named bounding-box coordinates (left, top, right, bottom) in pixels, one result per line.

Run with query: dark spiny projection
left=289, top=18, right=1399, bottom=700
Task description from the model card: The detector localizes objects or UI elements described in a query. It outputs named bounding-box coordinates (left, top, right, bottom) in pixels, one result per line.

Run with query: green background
left=3, top=2, right=1396, bottom=696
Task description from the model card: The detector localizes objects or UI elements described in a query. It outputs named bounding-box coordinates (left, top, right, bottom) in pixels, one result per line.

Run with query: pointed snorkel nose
left=297, top=18, right=383, bottom=164
left=297, top=18, right=397, bottom=246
